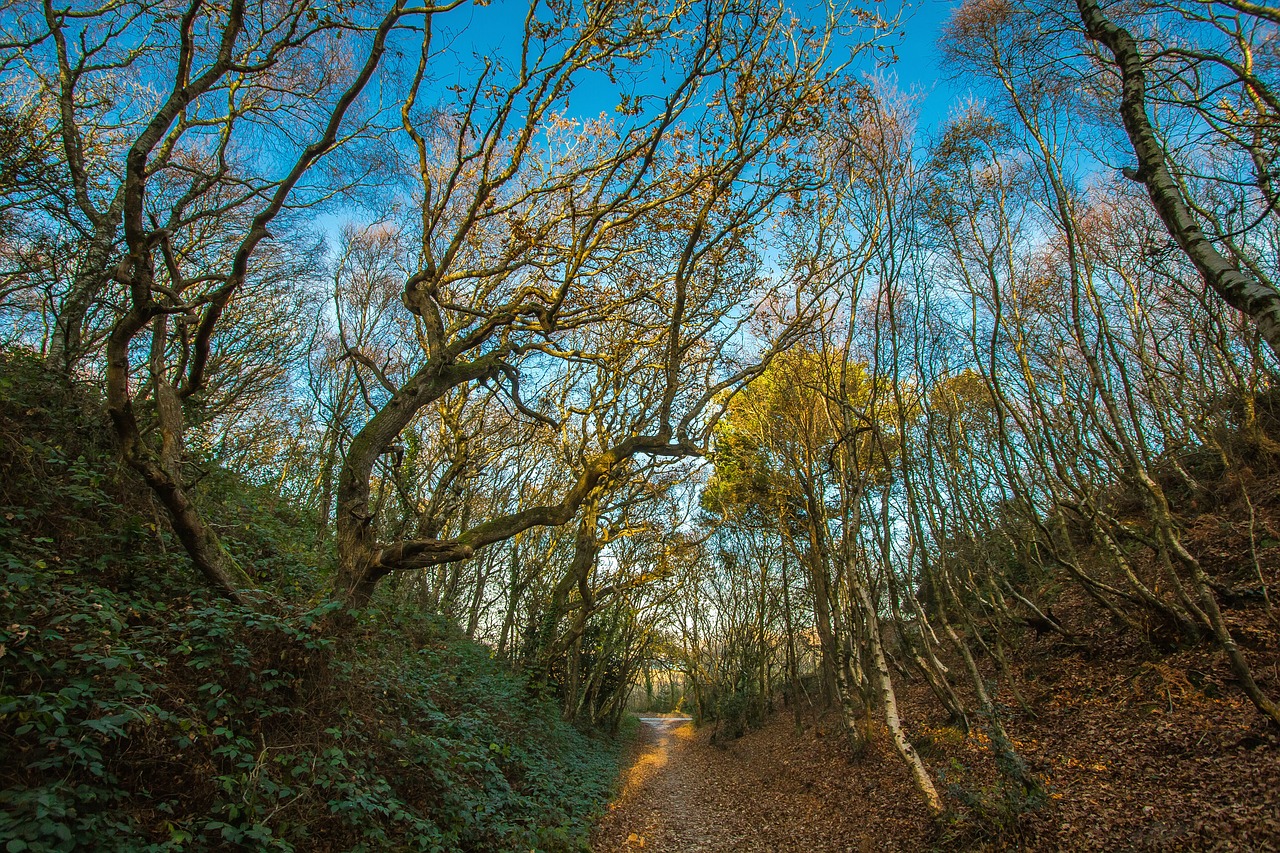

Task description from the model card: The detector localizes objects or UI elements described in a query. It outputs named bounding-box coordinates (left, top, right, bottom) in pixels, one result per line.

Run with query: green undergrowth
left=0, top=353, right=621, bottom=852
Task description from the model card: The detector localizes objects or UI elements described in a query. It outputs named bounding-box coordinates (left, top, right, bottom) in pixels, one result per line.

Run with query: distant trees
left=682, top=1, right=1279, bottom=815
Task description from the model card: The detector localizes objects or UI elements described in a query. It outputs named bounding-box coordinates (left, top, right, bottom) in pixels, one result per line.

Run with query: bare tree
left=329, top=0, right=862, bottom=607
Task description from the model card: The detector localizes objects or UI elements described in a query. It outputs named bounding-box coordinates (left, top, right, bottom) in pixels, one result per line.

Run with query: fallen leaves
left=591, top=715, right=932, bottom=852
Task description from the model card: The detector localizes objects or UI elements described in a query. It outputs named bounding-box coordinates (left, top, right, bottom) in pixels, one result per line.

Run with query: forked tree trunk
left=105, top=322, right=253, bottom=602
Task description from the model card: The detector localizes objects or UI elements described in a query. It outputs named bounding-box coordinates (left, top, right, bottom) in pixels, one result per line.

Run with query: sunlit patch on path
left=591, top=713, right=934, bottom=852
left=615, top=718, right=691, bottom=802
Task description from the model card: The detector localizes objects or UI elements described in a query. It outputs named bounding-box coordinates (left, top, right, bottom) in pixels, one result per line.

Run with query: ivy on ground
left=0, top=354, right=621, bottom=852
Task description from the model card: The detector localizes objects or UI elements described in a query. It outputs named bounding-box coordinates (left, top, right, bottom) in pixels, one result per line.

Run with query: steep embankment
left=0, top=353, right=620, bottom=852
left=937, top=612, right=1280, bottom=849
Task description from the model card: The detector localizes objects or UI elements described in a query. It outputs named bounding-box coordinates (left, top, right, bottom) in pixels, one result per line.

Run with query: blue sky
left=893, top=0, right=967, bottom=133
left=430, top=0, right=968, bottom=134
left=311, top=0, right=971, bottom=240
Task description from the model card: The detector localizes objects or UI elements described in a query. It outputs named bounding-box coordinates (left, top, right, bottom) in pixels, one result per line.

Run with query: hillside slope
left=0, top=354, right=621, bottom=852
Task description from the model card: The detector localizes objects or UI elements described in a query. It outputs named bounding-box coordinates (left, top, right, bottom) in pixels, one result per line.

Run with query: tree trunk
left=46, top=222, right=118, bottom=373
left=855, top=574, right=944, bottom=817
left=332, top=356, right=495, bottom=606
left=1076, top=0, right=1280, bottom=361
left=106, top=319, right=253, bottom=601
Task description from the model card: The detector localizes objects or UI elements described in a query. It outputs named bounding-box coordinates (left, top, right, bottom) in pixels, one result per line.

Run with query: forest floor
left=590, top=713, right=934, bottom=852
left=592, top=643, right=1280, bottom=852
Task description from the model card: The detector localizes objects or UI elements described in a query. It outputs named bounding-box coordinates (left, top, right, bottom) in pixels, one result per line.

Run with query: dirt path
left=591, top=717, right=755, bottom=852
left=590, top=714, right=931, bottom=852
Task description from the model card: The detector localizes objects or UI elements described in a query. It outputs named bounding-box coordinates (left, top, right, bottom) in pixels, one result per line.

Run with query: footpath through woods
left=590, top=638, right=1280, bottom=852
left=590, top=714, right=933, bottom=852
